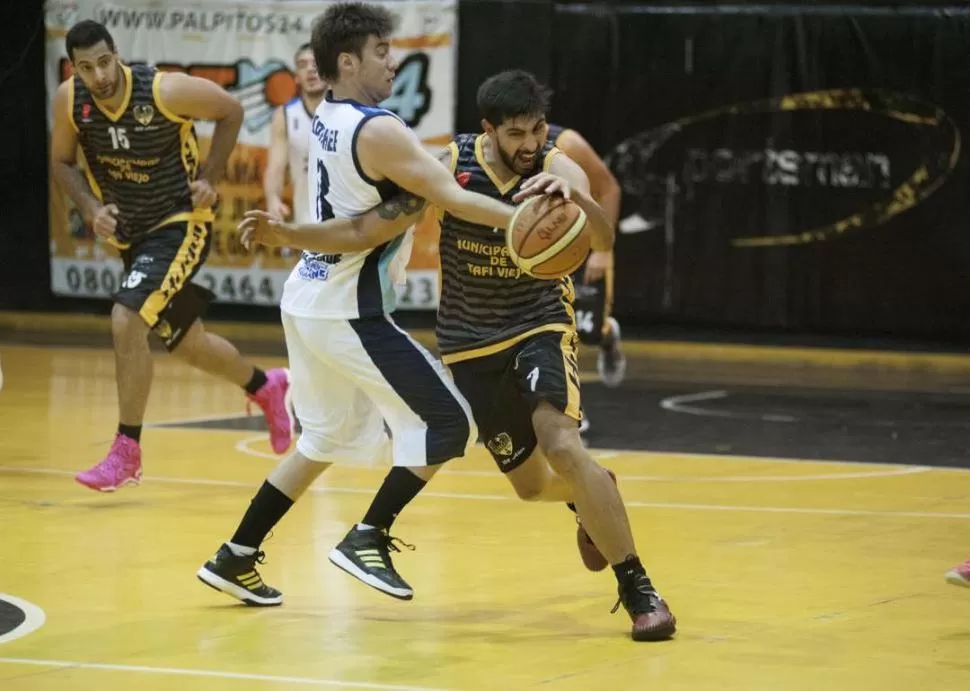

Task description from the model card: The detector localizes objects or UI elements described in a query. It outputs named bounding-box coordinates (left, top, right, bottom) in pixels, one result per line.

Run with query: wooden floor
left=1, top=343, right=969, bottom=691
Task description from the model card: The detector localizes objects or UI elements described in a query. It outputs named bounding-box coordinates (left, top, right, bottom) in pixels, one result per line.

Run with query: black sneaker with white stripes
left=328, top=526, right=415, bottom=600
left=196, top=544, right=283, bottom=606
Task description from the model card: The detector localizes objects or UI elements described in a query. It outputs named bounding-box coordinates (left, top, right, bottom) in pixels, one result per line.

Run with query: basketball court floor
left=1, top=320, right=969, bottom=690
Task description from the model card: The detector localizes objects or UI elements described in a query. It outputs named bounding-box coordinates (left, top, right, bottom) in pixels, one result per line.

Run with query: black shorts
left=570, top=260, right=614, bottom=346
left=115, top=220, right=214, bottom=351
left=448, top=329, right=583, bottom=473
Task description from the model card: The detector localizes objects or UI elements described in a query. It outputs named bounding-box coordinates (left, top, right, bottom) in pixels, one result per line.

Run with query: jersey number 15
left=108, top=126, right=130, bottom=150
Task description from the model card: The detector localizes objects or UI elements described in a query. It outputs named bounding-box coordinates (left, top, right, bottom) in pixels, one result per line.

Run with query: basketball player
left=196, top=2, right=524, bottom=606
left=236, top=67, right=676, bottom=642
left=946, top=557, right=970, bottom=587
left=263, top=43, right=325, bottom=225
left=49, top=20, right=292, bottom=492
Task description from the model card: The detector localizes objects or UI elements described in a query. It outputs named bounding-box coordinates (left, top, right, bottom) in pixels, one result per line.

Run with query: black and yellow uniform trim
left=138, top=220, right=209, bottom=325
left=435, top=141, right=460, bottom=223
left=559, top=330, right=582, bottom=420
left=92, top=63, right=134, bottom=123
left=66, top=78, right=79, bottom=133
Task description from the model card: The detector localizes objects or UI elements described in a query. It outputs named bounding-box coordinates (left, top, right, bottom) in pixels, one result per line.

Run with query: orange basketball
left=506, top=195, right=591, bottom=280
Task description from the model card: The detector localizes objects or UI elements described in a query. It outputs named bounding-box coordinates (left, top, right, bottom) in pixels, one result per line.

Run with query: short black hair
left=477, top=70, right=552, bottom=127
left=66, top=20, right=116, bottom=62
left=295, top=42, right=312, bottom=63
left=311, top=3, right=396, bottom=82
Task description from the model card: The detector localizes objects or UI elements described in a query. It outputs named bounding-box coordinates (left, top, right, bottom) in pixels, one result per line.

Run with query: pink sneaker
left=246, top=368, right=293, bottom=454
left=75, top=434, right=142, bottom=492
left=945, top=558, right=970, bottom=588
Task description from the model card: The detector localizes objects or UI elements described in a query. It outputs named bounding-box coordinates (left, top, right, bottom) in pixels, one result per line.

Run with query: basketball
left=506, top=195, right=591, bottom=279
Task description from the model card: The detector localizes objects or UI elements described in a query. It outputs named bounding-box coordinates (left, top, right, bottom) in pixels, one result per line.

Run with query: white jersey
left=281, top=94, right=415, bottom=320
left=282, top=97, right=312, bottom=224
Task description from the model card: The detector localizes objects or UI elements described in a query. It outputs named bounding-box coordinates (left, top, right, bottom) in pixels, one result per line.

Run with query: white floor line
left=0, top=657, right=454, bottom=691
left=1, top=466, right=967, bottom=520
left=232, top=435, right=932, bottom=483
left=659, top=389, right=970, bottom=428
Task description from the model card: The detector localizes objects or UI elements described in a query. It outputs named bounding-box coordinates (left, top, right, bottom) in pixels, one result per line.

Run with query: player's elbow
left=605, top=176, right=622, bottom=201
left=217, top=96, right=244, bottom=124
left=51, top=158, right=75, bottom=179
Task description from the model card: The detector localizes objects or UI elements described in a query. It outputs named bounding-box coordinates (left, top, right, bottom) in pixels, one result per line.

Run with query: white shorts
left=281, top=310, right=477, bottom=467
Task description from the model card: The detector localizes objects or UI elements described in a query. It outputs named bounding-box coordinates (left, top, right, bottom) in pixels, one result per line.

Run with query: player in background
left=263, top=43, right=326, bottom=225
left=50, top=20, right=292, bottom=492
left=545, top=124, right=627, bottom=435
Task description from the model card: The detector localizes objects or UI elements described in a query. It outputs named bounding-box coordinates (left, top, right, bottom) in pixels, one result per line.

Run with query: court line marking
left=140, top=409, right=970, bottom=472
left=0, top=657, right=454, bottom=690
left=660, top=389, right=970, bottom=428
left=661, top=390, right=796, bottom=421
left=0, top=595, right=45, bottom=646
left=2, top=466, right=968, bottom=520
left=233, top=435, right=932, bottom=483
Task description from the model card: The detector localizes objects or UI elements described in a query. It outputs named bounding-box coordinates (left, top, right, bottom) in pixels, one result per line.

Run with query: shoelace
left=384, top=534, right=416, bottom=554
left=610, top=578, right=658, bottom=615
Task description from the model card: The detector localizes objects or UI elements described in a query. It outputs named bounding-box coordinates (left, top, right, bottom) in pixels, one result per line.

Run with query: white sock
left=356, top=523, right=376, bottom=531
left=226, top=541, right=257, bottom=557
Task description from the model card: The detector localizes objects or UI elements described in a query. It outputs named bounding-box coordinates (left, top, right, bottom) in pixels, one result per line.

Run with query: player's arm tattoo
left=343, top=193, right=426, bottom=241
left=376, top=193, right=427, bottom=221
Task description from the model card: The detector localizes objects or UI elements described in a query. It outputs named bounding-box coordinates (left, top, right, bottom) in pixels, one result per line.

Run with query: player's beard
left=500, top=144, right=539, bottom=176
left=96, top=64, right=122, bottom=100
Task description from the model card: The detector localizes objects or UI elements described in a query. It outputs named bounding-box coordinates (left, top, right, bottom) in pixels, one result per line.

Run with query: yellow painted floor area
left=0, top=344, right=968, bottom=690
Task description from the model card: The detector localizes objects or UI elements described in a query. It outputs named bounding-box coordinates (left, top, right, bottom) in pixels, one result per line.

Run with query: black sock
left=361, top=466, right=428, bottom=531
left=243, top=368, right=268, bottom=395
left=118, top=423, right=142, bottom=443
left=612, top=555, right=649, bottom=587
left=230, top=481, right=294, bottom=549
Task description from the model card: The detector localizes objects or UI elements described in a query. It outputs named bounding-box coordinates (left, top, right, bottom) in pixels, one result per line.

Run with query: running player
left=50, top=20, right=292, bottom=492
left=263, top=43, right=325, bottom=225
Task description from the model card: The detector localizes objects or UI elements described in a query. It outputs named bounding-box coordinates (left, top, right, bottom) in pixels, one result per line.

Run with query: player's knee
left=169, top=320, right=203, bottom=360
left=429, top=403, right=475, bottom=459
left=296, top=432, right=339, bottom=462
left=111, top=303, right=149, bottom=342
left=512, top=481, right=545, bottom=501
left=538, top=428, right=585, bottom=479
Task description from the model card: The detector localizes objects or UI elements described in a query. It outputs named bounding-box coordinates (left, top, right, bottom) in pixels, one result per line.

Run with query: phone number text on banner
left=50, top=259, right=440, bottom=310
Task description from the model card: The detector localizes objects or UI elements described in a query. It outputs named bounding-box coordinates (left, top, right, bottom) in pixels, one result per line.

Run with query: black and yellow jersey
left=546, top=123, right=568, bottom=148
left=435, top=132, right=577, bottom=364
left=70, top=63, right=210, bottom=247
